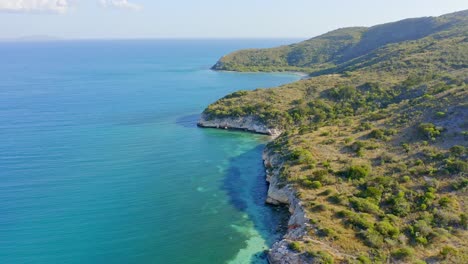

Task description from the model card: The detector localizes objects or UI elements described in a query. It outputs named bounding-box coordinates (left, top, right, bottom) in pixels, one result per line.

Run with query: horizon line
left=0, top=36, right=309, bottom=43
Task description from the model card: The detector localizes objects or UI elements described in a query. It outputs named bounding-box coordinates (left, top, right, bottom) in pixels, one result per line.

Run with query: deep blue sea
left=0, top=40, right=300, bottom=263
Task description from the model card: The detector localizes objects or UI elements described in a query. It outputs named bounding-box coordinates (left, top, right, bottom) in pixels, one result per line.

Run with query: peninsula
left=199, top=10, right=468, bottom=264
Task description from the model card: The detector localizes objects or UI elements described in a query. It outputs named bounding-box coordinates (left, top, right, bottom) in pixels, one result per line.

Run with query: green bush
left=363, top=228, right=384, bottom=248
left=440, top=246, right=458, bottom=259
left=418, top=123, right=443, bottom=139
left=449, top=145, right=465, bottom=157
left=288, top=241, right=302, bottom=252
left=223, top=90, right=248, bottom=99
left=318, top=228, right=338, bottom=239
left=401, top=175, right=411, bottom=183
left=435, top=111, right=446, bottom=118
left=409, top=219, right=432, bottom=244
left=391, top=247, right=414, bottom=261
left=389, top=191, right=411, bottom=216
left=311, top=181, right=323, bottom=189
left=340, top=210, right=373, bottom=230
left=307, top=250, right=334, bottom=264
left=290, top=148, right=315, bottom=165
left=328, top=194, right=347, bottom=205
left=445, top=159, right=468, bottom=174
left=376, top=221, right=400, bottom=238
left=439, top=196, right=454, bottom=208
left=369, top=129, right=386, bottom=140
left=350, top=197, right=381, bottom=214
left=312, top=169, right=329, bottom=181
left=357, top=255, right=372, bottom=264
left=312, top=204, right=327, bottom=212
left=359, top=186, right=383, bottom=202
left=345, top=164, right=371, bottom=179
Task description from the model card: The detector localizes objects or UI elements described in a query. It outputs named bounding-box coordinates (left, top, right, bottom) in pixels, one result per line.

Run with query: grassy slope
left=204, top=10, right=468, bottom=263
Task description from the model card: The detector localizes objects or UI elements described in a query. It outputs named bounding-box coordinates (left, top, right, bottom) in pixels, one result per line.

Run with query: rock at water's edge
left=197, top=114, right=282, bottom=137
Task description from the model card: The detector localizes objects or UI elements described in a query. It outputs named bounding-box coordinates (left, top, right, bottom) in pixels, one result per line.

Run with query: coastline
left=198, top=115, right=312, bottom=264
left=210, top=69, right=310, bottom=79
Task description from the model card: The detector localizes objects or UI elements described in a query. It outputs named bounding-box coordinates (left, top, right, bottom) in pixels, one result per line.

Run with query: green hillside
left=204, top=10, right=468, bottom=263
left=212, top=10, right=468, bottom=75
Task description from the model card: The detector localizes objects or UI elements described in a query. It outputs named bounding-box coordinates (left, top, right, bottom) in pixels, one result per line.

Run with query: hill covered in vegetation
left=212, top=10, right=468, bottom=75
left=202, top=10, right=468, bottom=264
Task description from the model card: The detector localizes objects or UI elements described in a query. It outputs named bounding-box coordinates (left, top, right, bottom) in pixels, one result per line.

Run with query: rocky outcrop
left=197, top=114, right=282, bottom=137
left=263, top=149, right=312, bottom=264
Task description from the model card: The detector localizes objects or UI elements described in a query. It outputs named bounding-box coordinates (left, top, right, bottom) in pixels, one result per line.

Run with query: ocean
left=0, top=39, right=301, bottom=263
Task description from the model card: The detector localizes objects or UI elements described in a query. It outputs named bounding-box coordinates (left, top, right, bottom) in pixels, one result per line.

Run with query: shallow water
left=0, top=40, right=300, bottom=263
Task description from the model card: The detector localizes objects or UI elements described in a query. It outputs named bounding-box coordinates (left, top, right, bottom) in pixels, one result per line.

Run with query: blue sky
left=1, top=0, right=467, bottom=39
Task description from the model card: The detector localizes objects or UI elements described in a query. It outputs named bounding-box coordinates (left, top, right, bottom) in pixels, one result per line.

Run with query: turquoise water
left=0, top=40, right=300, bottom=263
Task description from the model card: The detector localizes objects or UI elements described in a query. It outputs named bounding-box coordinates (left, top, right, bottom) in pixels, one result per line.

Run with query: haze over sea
left=0, top=40, right=300, bottom=263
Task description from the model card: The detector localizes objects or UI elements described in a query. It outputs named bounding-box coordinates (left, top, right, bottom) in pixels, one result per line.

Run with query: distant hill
left=0, top=35, right=61, bottom=42
left=212, top=10, right=468, bottom=75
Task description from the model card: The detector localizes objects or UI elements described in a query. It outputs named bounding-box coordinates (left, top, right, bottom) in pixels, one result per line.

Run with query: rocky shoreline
left=198, top=115, right=311, bottom=264
left=197, top=114, right=282, bottom=137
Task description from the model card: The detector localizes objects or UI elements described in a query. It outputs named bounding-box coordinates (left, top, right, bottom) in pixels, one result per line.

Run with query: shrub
left=307, top=250, right=334, bottom=264
left=319, top=189, right=333, bottom=196
left=312, top=169, right=329, bottom=181
left=449, top=145, right=465, bottom=157
left=318, top=228, right=337, bottom=239
left=351, top=141, right=366, bottom=152
left=418, top=123, right=443, bottom=139
left=222, top=90, right=248, bottom=99
left=288, top=241, right=302, bottom=252
left=345, top=164, right=371, bottom=179
left=369, top=129, right=386, bottom=140
left=310, top=181, right=323, bottom=189
left=359, top=186, right=383, bottom=202
left=350, top=197, right=382, bottom=214
left=340, top=210, right=373, bottom=230
left=363, top=228, right=384, bottom=248
left=391, top=247, right=414, bottom=261
left=439, top=196, right=454, bottom=208
left=376, top=221, right=400, bottom=238
left=451, top=178, right=468, bottom=190
left=359, top=122, right=373, bottom=131
left=445, top=159, right=468, bottom=174
left=357, top=255, right=372, bottom=264
left=409, top=219, right=432, bottom=244
left=440, top=246, right=458, bottom=259
left=434, top=209, right=460, bottom=228
left=435, top=111, right=446, bottom=118
left=313, top=204, right=327, bottom=212
left=402, top=143, right=411, bottom=153
left=290, top=148, right=315, bottom=165
left=401, top=175, right=411, bottom=183
left=389, top=192, right=411, bottom=216
left=328, top=194, right=347, bottom=205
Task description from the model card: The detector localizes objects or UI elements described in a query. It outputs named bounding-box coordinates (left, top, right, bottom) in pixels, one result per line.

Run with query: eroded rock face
left=263, top=149, right=311, bottom=264
left=197, top=114, right=282, bottom=137
left=267, top=240, right=310, bottom=264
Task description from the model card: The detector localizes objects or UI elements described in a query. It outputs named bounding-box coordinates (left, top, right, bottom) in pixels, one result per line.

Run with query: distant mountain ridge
left=212, top=10, right=468, bottom=74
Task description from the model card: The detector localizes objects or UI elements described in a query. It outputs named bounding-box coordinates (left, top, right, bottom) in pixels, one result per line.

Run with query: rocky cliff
left=263, top=149, right=312, bottom=264
left=197, top=114, right=282, bottom=137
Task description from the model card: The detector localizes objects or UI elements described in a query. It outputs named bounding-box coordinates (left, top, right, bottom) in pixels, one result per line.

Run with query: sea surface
left=0, top=40, right=301, bottom=263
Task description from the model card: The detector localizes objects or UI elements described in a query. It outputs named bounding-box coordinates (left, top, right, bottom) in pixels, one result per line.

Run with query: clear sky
left=1, top=0, right=468, bottom=39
